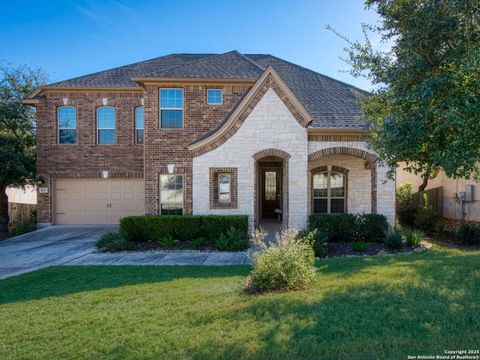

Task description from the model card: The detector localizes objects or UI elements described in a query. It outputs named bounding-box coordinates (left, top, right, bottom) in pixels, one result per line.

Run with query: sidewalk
left=63, top=251, right=252, bottom=266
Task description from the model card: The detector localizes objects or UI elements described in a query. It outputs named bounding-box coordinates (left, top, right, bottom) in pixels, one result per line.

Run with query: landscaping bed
left=325, top=241, right=421, bottom=257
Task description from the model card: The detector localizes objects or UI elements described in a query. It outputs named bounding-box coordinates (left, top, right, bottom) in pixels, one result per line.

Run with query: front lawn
left=1, top=245, right=479, bottom=359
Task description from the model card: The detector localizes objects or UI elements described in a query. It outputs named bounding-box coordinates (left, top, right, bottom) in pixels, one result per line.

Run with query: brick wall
left=143, top=84, right=251, bottom=215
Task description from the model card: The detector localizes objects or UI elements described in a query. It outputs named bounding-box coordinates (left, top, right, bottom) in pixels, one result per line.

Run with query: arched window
left=134, top=106, right=144, bottom=144
left=97, top=107, right=116, bottom=144
left=58, top=106, right=77, bottom=144
left=312, top=170, right=346, bottom=214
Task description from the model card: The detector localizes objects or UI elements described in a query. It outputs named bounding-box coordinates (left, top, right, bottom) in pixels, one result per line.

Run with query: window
left=313, top=171, right=346, bottom=214
left=218, top=174, right=231, bottom=203
left=207, top=89, right=222, bottom=105
left=135, top=107, right=144, bottom=144
left=58, top=106, right=77, bottom=144
left=160, top=174, right=183, bottom=215
left=97, top=107, right=116, bottom=144
left=160, top=89, right=183, bottom=128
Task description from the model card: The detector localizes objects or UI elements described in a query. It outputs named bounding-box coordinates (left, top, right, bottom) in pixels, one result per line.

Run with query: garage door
left=55, top=179, right=145, bottom=224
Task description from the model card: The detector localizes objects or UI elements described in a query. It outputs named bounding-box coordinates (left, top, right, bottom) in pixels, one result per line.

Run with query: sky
left=0, top=0, right=381, bottom=91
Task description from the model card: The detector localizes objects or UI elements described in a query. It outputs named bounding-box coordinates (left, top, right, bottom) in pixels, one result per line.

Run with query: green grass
left=0, top=245, right=479, bottom=360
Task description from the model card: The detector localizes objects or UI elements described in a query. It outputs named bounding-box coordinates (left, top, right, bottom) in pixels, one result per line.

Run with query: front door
left=261, top=167, right=282, bottom=219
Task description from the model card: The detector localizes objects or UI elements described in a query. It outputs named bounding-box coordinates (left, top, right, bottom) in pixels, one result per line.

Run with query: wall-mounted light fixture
left=101, top=170, right=109, bottom=179
left=167, top=164, right=175, bottom=174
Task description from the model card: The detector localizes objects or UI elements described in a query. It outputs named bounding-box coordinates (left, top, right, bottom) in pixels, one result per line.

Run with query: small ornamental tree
left=0, top=64, right=47, bottom=236
left=329, top=0, right=480, bottom=190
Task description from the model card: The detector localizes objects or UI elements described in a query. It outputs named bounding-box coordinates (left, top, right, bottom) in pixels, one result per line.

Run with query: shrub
left=397, top=208, right=416, bottom=228
left=352, top=241, right=368, bottom=252
left=188, top=237, right=207, bottom=248
left=455, top=223, right=480, bottom=245
left=244, top=228, right=317, bottom=294
left=384, top=228, right=404, bottom=249
left=396, top=182, right=413, bottom=208
left=308, top=214, right=357, bottom=242
left=402, top=227, right=423, bottom=247
left=120, top=215, right=248, bottom=244
left=414, top=207, right=439, bottom=232
left=356, top=214, right=389, bottom=242
left=96, top=232, right=134, bottom=252
left=297, top=229, right=326, bottom=258
left=215, top=227, right=249, bottom=251
left=158, top=233, right=175, bottom=246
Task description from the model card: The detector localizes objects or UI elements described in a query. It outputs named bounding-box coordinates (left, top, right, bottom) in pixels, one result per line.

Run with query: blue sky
left=0, top=0, right=380, bottom=90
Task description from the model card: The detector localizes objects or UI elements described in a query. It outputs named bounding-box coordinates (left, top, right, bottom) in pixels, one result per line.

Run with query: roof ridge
left=262, top=55, right=370, bottom=94
left=231, top=51, right=266, bottom=71
left=156, top=51, right=239, bottom=75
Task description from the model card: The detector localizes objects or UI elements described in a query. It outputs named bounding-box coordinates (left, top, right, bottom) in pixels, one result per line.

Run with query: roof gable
left=188, top=66, right=312, bottom=157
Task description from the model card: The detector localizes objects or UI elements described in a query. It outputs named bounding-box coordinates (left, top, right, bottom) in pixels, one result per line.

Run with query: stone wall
left=192, top=88, right=308, bottom=229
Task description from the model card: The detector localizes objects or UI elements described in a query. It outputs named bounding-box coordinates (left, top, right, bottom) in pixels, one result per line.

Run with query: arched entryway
left=253, top=149, right=290, bottom=228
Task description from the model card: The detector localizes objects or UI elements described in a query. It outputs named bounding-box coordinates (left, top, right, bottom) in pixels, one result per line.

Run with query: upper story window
left=312, top=171, right=346, bottom=214
left=97, top=106, right=116, bottom=145
left=58, top=106, right=77, bottom=144
left=207, top=89, right=223, bottom=105
left=160, top=88, right=183, bottom=128
left=135, top=107, right=144, bottom=144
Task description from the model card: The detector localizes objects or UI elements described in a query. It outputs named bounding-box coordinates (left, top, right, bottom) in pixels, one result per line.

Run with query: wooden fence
left=8, top=203, right=36, bottom=224
left=411, top=187, right=444, bottom=216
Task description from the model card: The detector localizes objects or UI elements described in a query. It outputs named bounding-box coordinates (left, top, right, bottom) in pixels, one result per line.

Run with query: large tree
left=0, top=64, right=46, bottom=236
left=330, top=0, right=480, bottom=191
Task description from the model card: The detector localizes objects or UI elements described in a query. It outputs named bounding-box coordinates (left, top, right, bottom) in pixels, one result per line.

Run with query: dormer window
left=207, top=89, right=222, bottom=105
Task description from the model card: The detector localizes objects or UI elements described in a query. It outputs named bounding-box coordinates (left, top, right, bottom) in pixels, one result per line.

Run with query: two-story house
left=24, top=51, right=395, bottom=229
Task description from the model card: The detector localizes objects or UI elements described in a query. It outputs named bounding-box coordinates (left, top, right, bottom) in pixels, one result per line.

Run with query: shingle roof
left=45, top=51, right=369, bottom=129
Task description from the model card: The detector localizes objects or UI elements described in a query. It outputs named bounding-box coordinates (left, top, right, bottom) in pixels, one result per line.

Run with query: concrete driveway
left=0, top=225, right=117, bottom=280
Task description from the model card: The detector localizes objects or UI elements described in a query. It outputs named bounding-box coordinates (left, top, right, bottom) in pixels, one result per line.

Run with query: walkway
left=0, top=225, right=250, bottom=281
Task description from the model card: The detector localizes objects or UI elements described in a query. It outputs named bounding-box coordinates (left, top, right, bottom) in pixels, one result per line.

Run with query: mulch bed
left=423, top=234, right=480, bottom=251
left=131, top=240, right=216, bottom=252
left=326, top=242, right=419, bottom=257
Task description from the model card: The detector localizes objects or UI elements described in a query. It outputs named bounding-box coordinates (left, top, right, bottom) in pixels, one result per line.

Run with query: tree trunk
left=0, top=186, right=9, bottom=237
left=418, top=175, right=429, bottom=192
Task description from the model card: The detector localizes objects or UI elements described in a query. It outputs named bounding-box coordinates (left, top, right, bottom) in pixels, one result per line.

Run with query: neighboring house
left=6, top=186, right=37, bottom=205
left=24, top=51, right=395, bottom=229
left=397, top=167, right=480, bottom=222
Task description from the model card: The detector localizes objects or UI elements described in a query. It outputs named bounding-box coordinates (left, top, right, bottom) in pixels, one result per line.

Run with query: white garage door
left=55, top=179, right=145, bottom=224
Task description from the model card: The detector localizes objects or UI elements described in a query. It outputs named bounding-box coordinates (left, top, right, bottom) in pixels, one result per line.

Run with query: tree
left=329, top=0, right=480, bottom=191
left=0, top=64, right=47, bottom=237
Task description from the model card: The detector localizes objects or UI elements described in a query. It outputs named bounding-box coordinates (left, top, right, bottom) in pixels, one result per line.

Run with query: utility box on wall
left=465, top=185, right=475, bottom=202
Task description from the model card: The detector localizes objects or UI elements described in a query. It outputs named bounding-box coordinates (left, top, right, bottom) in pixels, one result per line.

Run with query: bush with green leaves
left=244, top=228, right=317, bottom=294
left=158, top=233, right=175, bottom=247
left=215, top=227, right=249, bottom=251
left=96, top=232, right=134, bottom=252
left=352, top=242, right=368, bottom=252
left=402, top=228, right=423, bottom=247
left=356, top=214, right=389, bottom=242
left=119, top=215, right=248, bottom=243
left=384, top=228, right=404, bottom=249
left=308, top=214, right=357, bottom=242
left=188, top=237, right=207, bottom=248
left=396, top=182, right=413, bottom=208
left=455, top=223, right=480, bottom=245
left=308, top=213, right=389, bottom=243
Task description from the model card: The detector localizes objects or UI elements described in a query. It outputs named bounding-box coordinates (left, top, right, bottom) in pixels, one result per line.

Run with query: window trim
left=134, top=106, right=144, bottom=145
left=57, top=106, right=77, bottom=145
left=159, top=174, right=184, bottom=215
left=218, top=173, right=231, bottom=203
left=96, top=106, right=116, bottom=145
left=159, top=88, right=184, bottom=129
left=207, top=88, right=223, bottom=105
left=312, top=170, right=347, bottom=214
